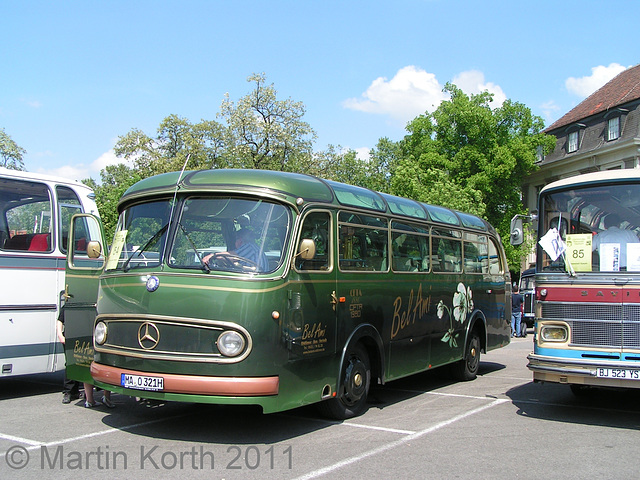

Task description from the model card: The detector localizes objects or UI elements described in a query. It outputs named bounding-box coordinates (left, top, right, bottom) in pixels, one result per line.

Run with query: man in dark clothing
left=511, top=284, right=524, bottom=338
left=56, top=305, right=83, bottom=403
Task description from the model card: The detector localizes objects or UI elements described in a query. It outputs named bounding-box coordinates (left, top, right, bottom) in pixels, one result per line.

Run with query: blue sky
left=1, top=0, right=638, bottom=182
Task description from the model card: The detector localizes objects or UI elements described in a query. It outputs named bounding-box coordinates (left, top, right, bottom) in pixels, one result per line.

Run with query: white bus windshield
left=538, top=182, right=640, bottom=273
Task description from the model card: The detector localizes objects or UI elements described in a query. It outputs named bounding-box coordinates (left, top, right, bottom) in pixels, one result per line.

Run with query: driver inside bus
left=592, top=213, right=640, bottom=269
left=203, top=228, right=269, bottom=272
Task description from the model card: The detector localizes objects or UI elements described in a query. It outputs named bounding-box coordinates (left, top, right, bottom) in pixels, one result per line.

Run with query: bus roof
left=541, top=169, right=640, bottom=195
left=119, top=169, right=493, bottom=232
left=0, top=167, right=93, bottom=190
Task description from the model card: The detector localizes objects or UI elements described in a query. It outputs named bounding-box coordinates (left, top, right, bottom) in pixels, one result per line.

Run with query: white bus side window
left=57, top=186, right=83, bottom=253
left=2, top=179, right=52, bottom=252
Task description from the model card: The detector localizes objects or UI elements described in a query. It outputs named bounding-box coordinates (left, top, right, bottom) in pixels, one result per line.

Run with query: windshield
left=537, top=181, right=640, bottom=273
left=107, top=196, right=291, bottom=274
left=106, top=200, right=171, bottom=271
left=169, top=197, right=290, bottom=274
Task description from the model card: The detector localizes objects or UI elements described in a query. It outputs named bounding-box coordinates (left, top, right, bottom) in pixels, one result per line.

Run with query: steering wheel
left=208, top=252, right=259, bottom=271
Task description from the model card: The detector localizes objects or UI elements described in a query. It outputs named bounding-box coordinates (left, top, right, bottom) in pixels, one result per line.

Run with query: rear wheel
left=452, top=331, right=481, bottom=381
left=318, top=343, right=370, bottom=420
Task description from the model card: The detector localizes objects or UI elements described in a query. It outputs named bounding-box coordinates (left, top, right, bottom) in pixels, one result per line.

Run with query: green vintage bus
left=63, top=169, right=511, bottom=419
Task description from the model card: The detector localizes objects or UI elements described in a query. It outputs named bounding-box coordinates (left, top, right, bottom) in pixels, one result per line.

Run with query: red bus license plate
left=596, top=368, right=640, bottom=380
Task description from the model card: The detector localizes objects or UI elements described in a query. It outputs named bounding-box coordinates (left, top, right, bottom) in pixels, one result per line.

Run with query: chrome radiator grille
left=541, top=302, right=640, bottom=348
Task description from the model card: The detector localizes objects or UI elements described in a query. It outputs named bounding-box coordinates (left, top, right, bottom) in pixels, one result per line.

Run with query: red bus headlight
left=541, top=325, right=568, bottom=342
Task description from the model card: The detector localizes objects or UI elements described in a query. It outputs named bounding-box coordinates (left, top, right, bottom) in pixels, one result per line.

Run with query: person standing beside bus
left=56, top=306, right=115, bottom=408
left=56, top=310, right=82, bottom=404
left=511, top=284, right=524, bottom=338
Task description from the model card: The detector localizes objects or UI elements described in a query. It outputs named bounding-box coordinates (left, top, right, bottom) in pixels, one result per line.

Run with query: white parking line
left=292, top=398, right=508, bottom=480
left=0, top=413, right=189, bottom=452
left=341, top=423, right=416, bottom=435
left=0, top=433, right=42, bottom=447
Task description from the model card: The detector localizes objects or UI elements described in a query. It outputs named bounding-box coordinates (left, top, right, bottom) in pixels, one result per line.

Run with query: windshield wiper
left=177, top=222, right=210, bottom=272
left=122, top=223, right=168, bottom=272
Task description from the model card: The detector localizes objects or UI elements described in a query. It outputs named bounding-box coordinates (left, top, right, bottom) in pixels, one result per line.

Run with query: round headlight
left=217, top=331, right=246, bottom=357
left=94, top=321, right=108, bottom=345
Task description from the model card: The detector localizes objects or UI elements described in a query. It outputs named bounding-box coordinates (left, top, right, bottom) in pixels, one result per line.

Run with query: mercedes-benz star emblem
left=146, top=276, right=160, bottom=292
left=137, top=322, right=160, bottom=350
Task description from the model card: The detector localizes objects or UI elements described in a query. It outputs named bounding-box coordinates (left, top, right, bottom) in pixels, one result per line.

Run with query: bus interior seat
left=28, top=233, right=51, bottom=251
left=75, top=237, right=87, bottom=252
left=3, top=233, right=51, bottom=251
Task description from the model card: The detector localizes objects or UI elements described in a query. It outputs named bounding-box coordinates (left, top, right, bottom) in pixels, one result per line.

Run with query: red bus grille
left=541, top=302, right=640, bottom=349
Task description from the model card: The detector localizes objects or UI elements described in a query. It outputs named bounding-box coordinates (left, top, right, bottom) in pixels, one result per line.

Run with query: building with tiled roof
left=520, top=63, right=640, bottom=268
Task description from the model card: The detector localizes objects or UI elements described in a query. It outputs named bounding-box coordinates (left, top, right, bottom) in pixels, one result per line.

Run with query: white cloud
left=343, top=66, right=448, bottom=123
left=34, top=148, right=130, bottom=183
left=343, top=66, right=508, bottom=125
left=451, top=70, right=507, bottom=107
left=354, top=147, right=371, bottom=161
left=35, top=164, right=90, bottom=183
left=90, top=149, right=127, bottom=173
left=565, top=63, right=628, bottom=98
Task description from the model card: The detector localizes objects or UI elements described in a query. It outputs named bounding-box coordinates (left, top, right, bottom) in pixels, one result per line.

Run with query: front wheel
left=451, top=331, right=481, bottom=381
left=318, top=343, right=370, bottom=420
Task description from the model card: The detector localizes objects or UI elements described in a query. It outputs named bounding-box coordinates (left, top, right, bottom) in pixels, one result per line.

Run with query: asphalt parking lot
left=2, top=333, right=640, bottom=479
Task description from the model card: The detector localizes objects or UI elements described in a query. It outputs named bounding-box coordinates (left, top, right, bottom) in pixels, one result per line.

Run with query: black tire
left=451, top=331, right=481, bottom=381
left=318, top=343, right=370, bottom=420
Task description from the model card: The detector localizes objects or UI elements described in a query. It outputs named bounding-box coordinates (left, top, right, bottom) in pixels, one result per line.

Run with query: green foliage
left=83, top=164, right=142, bottom=240
left=219, top=73, right=316, bottom=171
left=394, top=83, right=555, bottom=272
left=0, top=128, right=26, bottom=171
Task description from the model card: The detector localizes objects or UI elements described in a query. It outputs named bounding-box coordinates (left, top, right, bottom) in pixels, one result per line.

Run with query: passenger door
left=63, top=214, right=107, bottom=383
left=286, top=211, right=337, bottom=359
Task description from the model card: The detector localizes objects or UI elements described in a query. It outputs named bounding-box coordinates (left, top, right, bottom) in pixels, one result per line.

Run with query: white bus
left=0, top=168, right=99, bottom=376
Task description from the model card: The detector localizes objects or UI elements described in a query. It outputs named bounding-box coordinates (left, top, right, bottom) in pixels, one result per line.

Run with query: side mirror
left=510, top=217, right=524, bottom=246
left=298, top=239, right=316, bottom=260
left=86, top=241, right=102, bottom=259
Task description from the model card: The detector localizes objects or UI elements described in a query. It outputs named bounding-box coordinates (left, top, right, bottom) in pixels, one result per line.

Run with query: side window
left=296, top=211, right=331, bottom=271
left=463, top=233, right=487, bottom=274
left=432, top=228, right=462, bottom=273
left=339, top=212, right=388, bottom=272
left=2, top=179, right=52, bottom=252
left=68, top=214, right=104, bottom=270
left=57, top=186, right=83, bottom=253
left=483, top=238, right=502, bottom=275
left=391, top=221, right=429, bottom=272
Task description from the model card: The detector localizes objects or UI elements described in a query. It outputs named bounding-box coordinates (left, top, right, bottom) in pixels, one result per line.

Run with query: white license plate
left=596, top=368, right=640, bottom=380
left=121, top=373, right=164, bottom=391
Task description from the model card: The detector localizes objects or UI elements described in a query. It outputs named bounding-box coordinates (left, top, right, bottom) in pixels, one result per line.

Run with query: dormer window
left=568, top=131, right=578, bottom=152
left=607, top=116, right=620, bottom=141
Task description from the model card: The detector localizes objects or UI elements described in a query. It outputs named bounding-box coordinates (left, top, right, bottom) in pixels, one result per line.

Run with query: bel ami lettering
left=391, top=284, right=431, bottom=339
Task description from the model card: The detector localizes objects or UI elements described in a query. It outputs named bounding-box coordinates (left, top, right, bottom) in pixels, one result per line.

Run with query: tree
left=83, top=164, right=142, bottom=240
left=114, top=115, right=229, bottom=177
left=219, top=73, right=316, bottom=171
left=0, top=128, right=26, bottom=171
left=113, top=73, right=317, bottom=176
left=394, top=83, right=556, bottom=271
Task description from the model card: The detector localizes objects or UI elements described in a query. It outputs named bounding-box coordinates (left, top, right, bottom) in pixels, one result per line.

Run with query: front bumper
left=90, top=362, right=279, bottom=396
left=527, top=353, right=640, bottom=389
